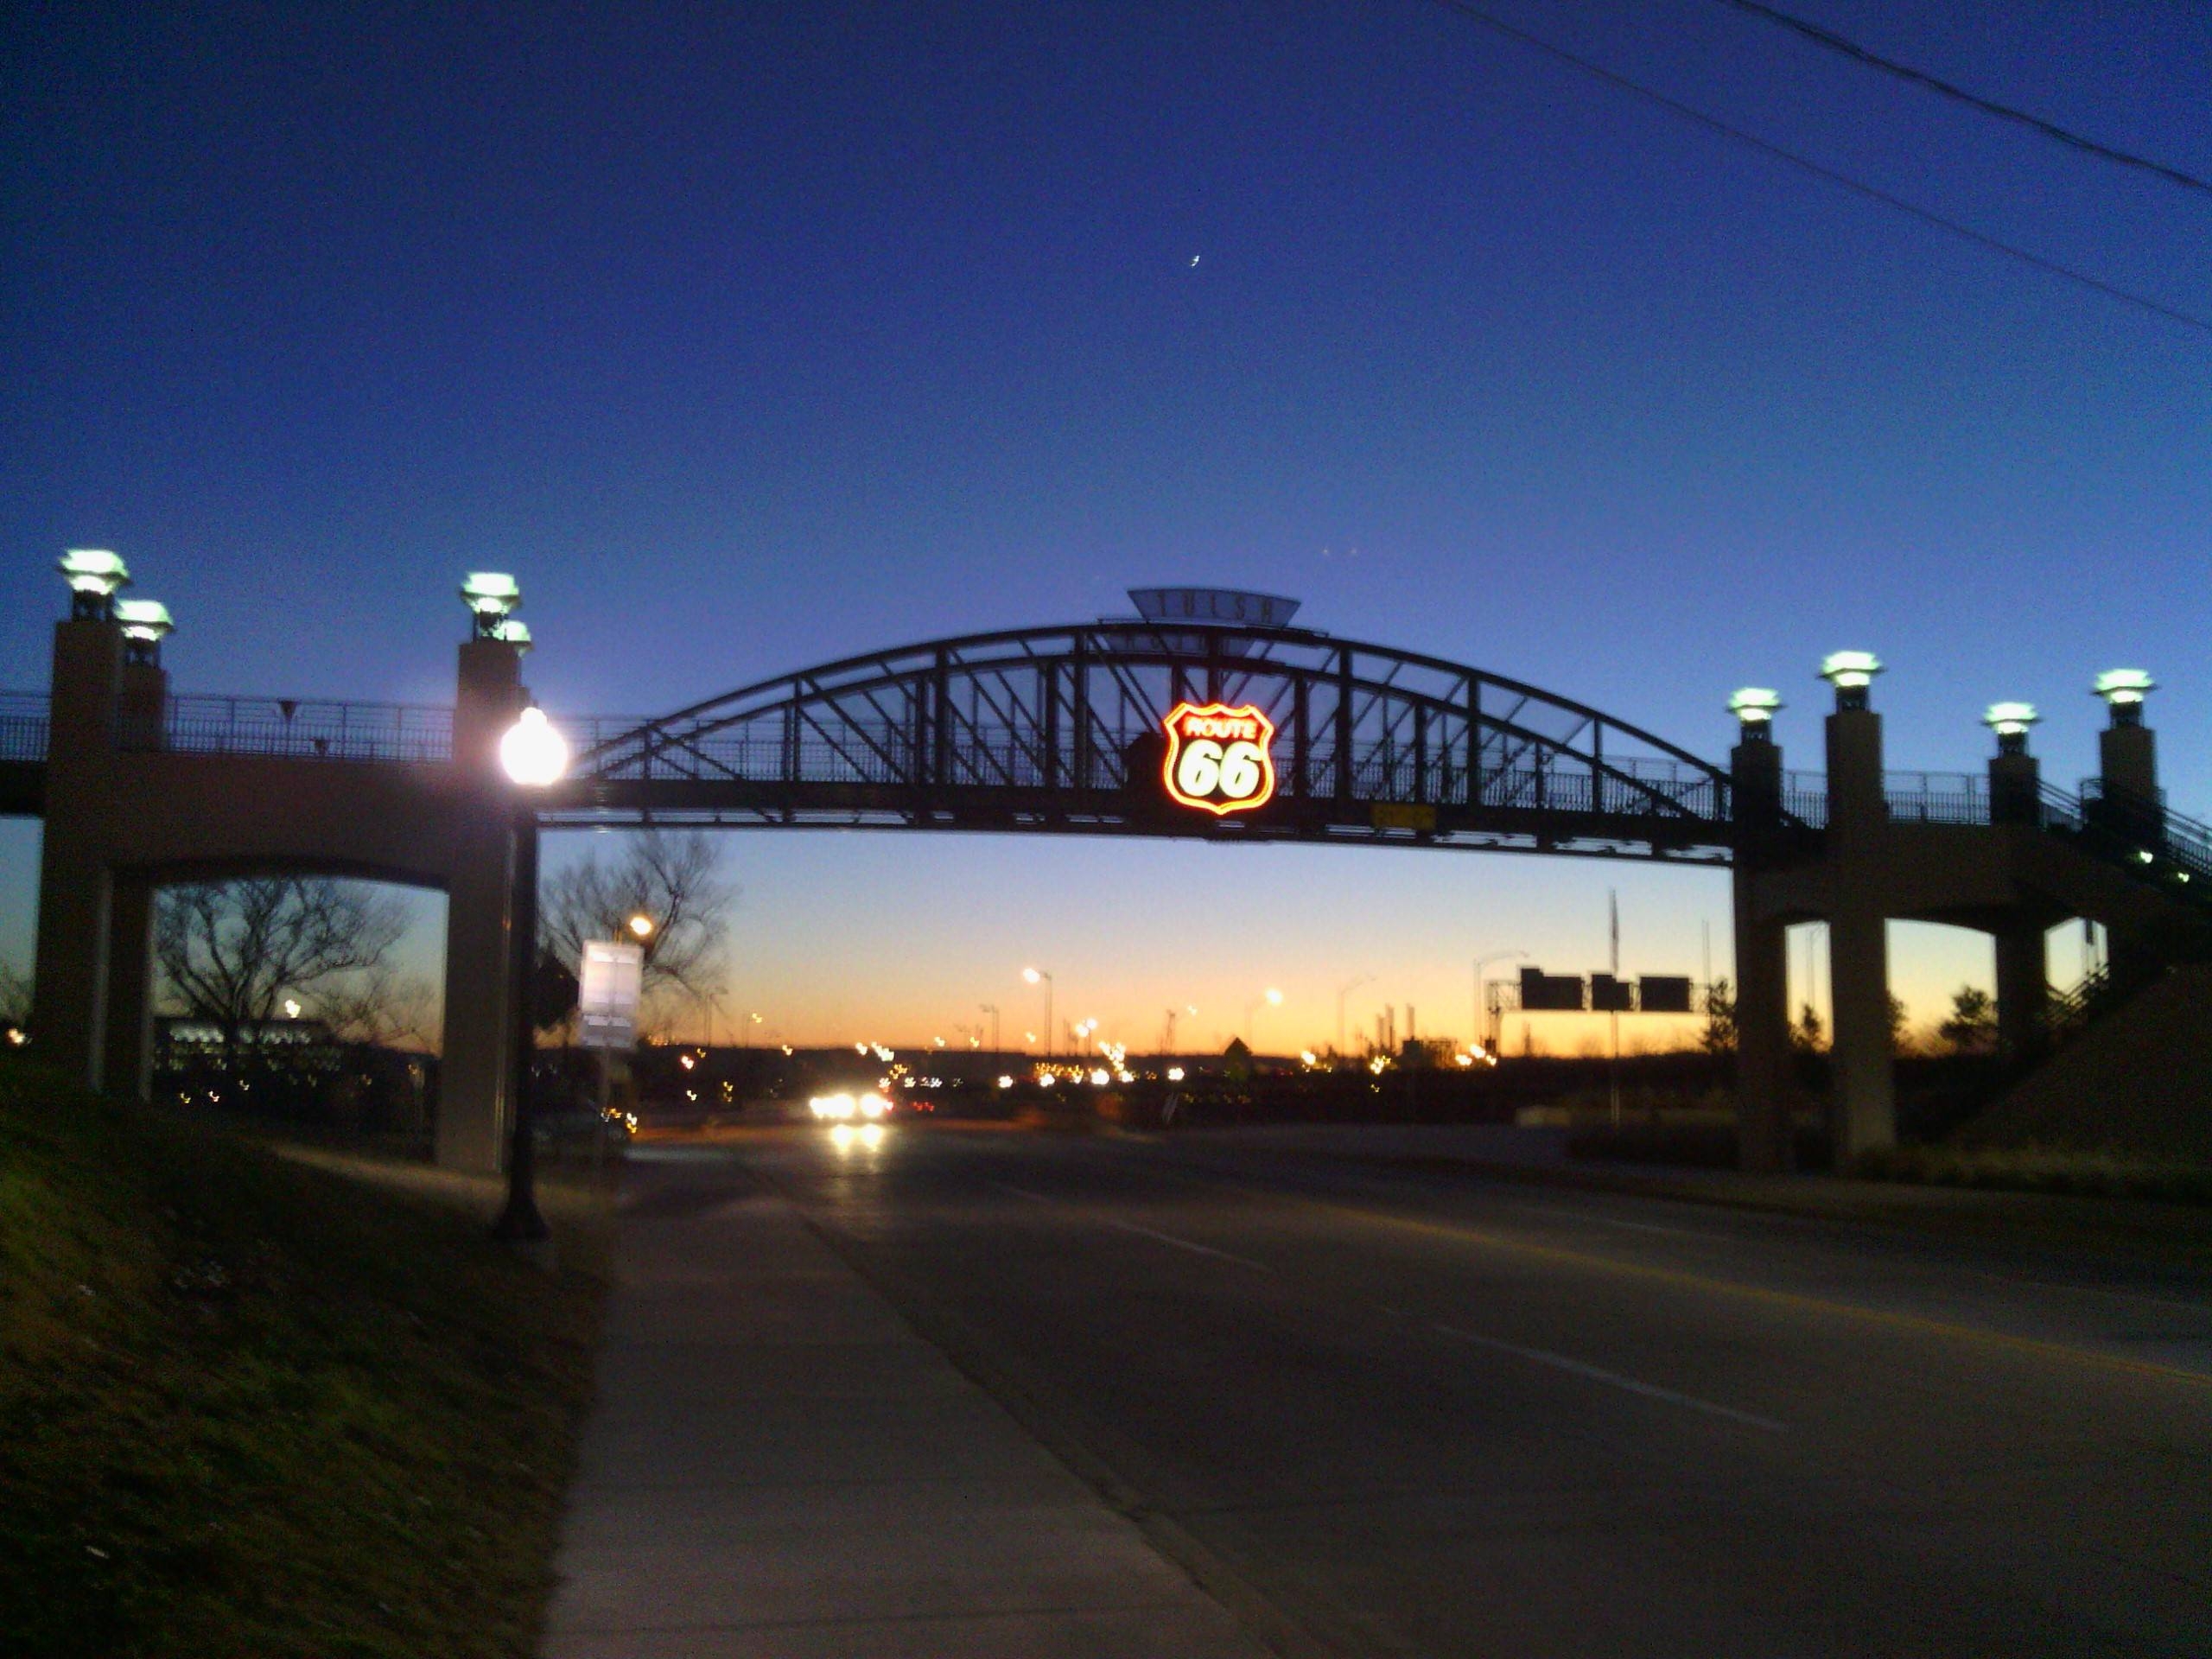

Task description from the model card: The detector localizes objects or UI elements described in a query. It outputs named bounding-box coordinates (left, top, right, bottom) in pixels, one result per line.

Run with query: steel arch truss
left=547, top=622, right=1739, bottom=862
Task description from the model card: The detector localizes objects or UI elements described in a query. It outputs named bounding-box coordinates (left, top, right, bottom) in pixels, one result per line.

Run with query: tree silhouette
left=156, top=878, right=407, bottom=1054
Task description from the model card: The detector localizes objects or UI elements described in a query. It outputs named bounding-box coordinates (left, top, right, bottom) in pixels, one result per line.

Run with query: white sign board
left=578, top=940, right=644, bottom=1050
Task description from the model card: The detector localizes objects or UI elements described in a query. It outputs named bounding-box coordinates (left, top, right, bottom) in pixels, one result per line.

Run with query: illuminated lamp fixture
left=114, top=599, right=174, bottom=665
left=2093, top=669, right=2154, bottom=728
left=626, top=912, right=655, bottom=939
left=499, top=703, right=569, bottom=787
left=1727, top=687, right=1781, bottom=741
left=60, top=549, right=130, bottom=619
left=1982, top=702, right=2037, bottom=755
left=461, top=571, right=522, bottom=639
left=490, top=618, right=532, bottom=652
left=1818, top=651, right=1882, bottom=712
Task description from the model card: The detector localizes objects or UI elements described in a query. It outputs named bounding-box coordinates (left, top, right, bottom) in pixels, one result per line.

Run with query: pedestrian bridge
left=13, top=573, right=2208, bottom=1179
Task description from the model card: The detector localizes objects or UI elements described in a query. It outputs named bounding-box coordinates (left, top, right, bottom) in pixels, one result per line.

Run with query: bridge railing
left=1780, top=770, right=1995, bottom=829
left=2074, top=779, right=2212, bottom=887
left=142, top=696, right=454, bottom=764
left=0, top=693, right=50, bottom=763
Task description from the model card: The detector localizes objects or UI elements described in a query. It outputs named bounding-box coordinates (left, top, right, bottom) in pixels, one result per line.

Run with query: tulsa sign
left=1161, top=702, right=1277, bottom=816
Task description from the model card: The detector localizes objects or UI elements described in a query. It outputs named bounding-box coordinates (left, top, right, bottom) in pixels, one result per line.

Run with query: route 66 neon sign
left=1161, top=702, right=1277, bottom=816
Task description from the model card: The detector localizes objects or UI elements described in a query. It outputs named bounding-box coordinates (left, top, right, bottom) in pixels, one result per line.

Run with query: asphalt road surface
left=680, top=1123, right=2212, bottom=1657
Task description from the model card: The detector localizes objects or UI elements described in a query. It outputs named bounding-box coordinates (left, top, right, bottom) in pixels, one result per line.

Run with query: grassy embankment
left=0, top=1062, right=608, bottom=1658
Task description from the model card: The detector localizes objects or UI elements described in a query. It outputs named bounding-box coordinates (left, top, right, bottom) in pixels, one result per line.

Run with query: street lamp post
left=1335, top=975, right=1372, bottom=1055
left=493, top=702, right=569, bottom=1248
left=980, top=1003, right=1001, bottom=1065
left=1472, top=950, right=1526, bottom=1053
left=1022, top=967, right=1053, bottom=1060
left=1245, top=987, right=1283, bottom=1049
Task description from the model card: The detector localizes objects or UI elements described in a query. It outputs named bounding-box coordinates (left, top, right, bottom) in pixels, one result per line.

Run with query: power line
left=1713, top=0, right=2212, bottom=200
left=1422, top=0, right=2212, bottom=337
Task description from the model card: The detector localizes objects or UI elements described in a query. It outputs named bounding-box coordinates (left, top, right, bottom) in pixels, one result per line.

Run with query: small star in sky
left=1189, top=254, right=1201, bottom=268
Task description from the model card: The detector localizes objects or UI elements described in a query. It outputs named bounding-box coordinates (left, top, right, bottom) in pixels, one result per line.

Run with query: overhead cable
left=1713, top=0, right=2212, bottom=201
left=1422, top=0, right=2212, bottom=337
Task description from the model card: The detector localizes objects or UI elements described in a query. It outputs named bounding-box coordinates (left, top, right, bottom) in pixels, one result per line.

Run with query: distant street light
left=1245, top=986, right=1283, bottom=1048
left=1335, top=976, right=1373, bottom=1052
left=1473, top=950, right=1526, bottom=1052
left=1022, top=966, right=1054, bottom=1059
left=626, top=912, right=655, bottom=939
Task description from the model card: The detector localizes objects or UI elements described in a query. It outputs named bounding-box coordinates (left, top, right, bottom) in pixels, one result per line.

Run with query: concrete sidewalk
left=539, top=1144, right=1268, bottom=1658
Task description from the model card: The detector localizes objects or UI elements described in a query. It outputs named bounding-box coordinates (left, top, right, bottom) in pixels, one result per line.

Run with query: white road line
left=983, top=1179, right=1274, bottom=1273
left=1432, top=1322, right=1789, bottom=1433
left=1107, top=1219, right=1276, bottom=1274
left=1509, top=1202, right=1727, bottom=1242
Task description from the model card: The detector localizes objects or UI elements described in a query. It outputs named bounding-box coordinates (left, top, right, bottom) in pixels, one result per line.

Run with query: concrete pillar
left=2098, top=715, right=2158, bottom=810
left=31, top=618, right=125, bottom=1090
left=435, top=639, right=526, bottom=1173
left=2096, top=700, right=2160, bottom=849
left=1825, top=698, right=1896, bottom=1163
left=1729, top=725, right=1791, bottom=1171
left=1988, top=743, right=2047, bottom=1063
left=102, top=873, right=157, bottom=1101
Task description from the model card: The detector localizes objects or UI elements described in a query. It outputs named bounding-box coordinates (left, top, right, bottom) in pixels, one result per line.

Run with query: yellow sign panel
left=1370, top=802, right=1437, bottom=832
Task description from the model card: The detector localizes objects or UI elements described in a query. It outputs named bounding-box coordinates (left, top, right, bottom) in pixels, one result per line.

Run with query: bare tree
left=156, top=878, right=409, bottom=1051
left=538, top=830, right=736, bottom=1014
left=313, top=962, right=440, bottom=1052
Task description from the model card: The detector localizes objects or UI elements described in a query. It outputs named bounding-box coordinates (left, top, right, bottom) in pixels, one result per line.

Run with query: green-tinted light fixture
left=1818, top=651, right=1882, bottom=690
left=2093, top=669, right=2153, bottom=707
left=1727, top=687, right=1782, bottom=725
left=114, top=599, right=175, bottom=663
left=60, top=549, right=130, bottom=617
left=490, top=618, right=532, bottom=652
left=460, top=572, right=521, bottom=638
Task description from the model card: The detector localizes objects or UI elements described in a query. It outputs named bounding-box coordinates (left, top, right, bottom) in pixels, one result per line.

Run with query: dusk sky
left=3, top=1, right=2206, bottom=1053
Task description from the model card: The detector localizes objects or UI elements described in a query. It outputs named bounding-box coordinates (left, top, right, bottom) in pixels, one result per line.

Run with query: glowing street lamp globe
left=499, top=705, right=569, bottom=787
left=490, top=618, right=532, bottom=652
left=626, top=913, right=655, bottom=940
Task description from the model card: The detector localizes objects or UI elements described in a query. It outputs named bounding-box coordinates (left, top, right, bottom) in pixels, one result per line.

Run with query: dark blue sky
left=3, top=1, right=2205, bottom=1050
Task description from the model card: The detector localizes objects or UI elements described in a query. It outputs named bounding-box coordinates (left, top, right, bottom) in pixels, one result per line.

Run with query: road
left=669, top=1122, right=2212, bottom=1657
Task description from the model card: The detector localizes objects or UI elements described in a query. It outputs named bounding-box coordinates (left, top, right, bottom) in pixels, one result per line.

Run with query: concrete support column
left=1993, top=923, right=2048, bottom=1065
left=1727, top=713, right=1791, bottom=1171
left=1732, top=874, right=1791, bottom=1171
left=435, top=638, right=526, bottom=1173
left=2094, top=679, right=2161, bottom=986
left=102, top=874, right=157, bottom=1102
left=1825, top=699, right=1896, bottom=1163
left=32, top=617, right=125, bottom=1090
left=1988, top=741, right=2046, bottom=1063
